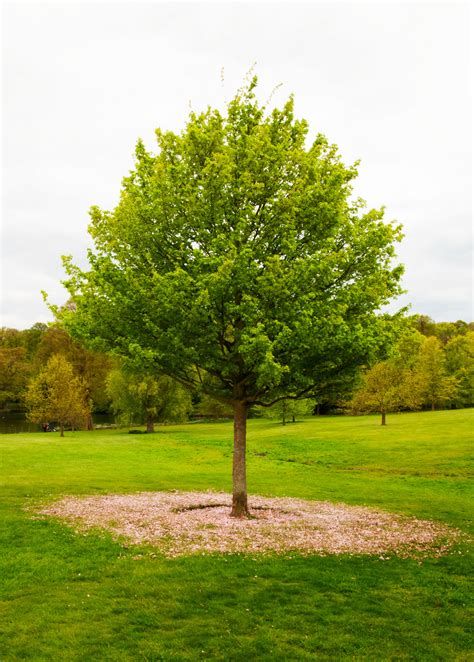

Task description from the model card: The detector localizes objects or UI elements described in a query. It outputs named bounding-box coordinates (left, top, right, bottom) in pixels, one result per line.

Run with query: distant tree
left=417, top=336, right=458, bottom=410
left=350, top=361, right=422, bottom=425
left=106, top=368, right=192, bottom=432
left=53, top=78, right=404, bottom=516
left=25, top=354, right=90, bottom=436
left=19, top=323, right=48, bottom=358
left=0, top=324, right=47, bottom=358
left=0, top=327, right=22, bottom=349
left=409, top=315, right=437, bottom=338
left=260, top=397, right=315, bottom=425
left=433, top=322, right=458, bottom=345
left=453, top=320, right=470, bottom=336
left=408, top=315, right=470, bottom=345
left=0, top=347, right=31, bottom=408
left=34, top=326, right=112, bottom=422
left=390, top=328, right=425, bottom=369
left=444, top=332, right=474, bottom=408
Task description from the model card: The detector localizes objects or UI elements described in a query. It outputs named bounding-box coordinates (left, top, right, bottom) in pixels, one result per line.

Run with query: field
left=1, top=409, right=473, bottom=661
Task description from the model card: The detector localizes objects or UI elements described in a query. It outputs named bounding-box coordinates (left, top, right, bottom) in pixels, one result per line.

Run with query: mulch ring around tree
left=36, top=491, right=464, bottom=559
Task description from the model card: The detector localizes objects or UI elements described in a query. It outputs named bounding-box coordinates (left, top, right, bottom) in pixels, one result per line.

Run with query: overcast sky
left=2, top=1, right=472, bottom=329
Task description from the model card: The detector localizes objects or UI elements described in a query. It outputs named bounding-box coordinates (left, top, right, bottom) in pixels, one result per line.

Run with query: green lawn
left=1, top=410, right=473, bottom=660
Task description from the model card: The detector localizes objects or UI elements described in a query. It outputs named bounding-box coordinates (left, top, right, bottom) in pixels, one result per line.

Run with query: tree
left=0, top=324, right=47, bottom=358
left=25, top=354, right=90, bottom=436
left=444, top=332, right=474, bottom=407
left=350, top=361, right=422, bottom=425
left=409, top=314, right=437, bottom=338
left=106, top=367, right=192, bottom=431
left=408, top=315, right=471, bottom=346
left=0, top=347, right=31, bottom=408
left=34, top=325, right=112, bottom=426
left=53, top=78, right=404, bottom=516
left=390, top=328, right=425, bottom=370
left=418, top=336, right=458, bottom=410
left=260, top=397, right=315, bottom=425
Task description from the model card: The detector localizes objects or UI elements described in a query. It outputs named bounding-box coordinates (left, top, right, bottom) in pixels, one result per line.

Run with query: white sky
left=1, top=1, right=472, bottom=329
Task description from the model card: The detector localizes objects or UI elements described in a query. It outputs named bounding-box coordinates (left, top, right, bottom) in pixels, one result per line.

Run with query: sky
left=1, top=0, right=472, bottom=329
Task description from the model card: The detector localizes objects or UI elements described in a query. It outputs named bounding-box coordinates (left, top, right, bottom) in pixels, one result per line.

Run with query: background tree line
left=350, top=318, right=474, bottom=424
left=0, top=314, right=472, bottom=430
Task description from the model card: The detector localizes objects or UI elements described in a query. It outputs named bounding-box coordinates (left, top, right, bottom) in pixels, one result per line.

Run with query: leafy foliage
left=106, top=367, right=192, bottom=431
left=25, top=354, right=90, bottom=436
left=51, top=77, right=406, bottom=513
left=417, top=336, right=459, bottom=410
left=33, top=325, right=112, bottom=414
left=0, top=347, right=30, bottom=407
left=444, top=332, right=474, bottom=407
left=57, top=78, right=404, bottom=408
left=259, top=397, right=315, bottom=425
left=351, top=361, right=423, bottom=425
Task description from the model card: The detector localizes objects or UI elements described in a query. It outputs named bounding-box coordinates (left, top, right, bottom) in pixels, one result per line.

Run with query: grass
left=1, top=409, right=473, bottom=660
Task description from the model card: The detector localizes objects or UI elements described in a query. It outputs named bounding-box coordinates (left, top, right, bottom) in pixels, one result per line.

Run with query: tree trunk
left=86, top=412, right=93, bottom=430
left=231, top=401, right=249, bottom=517
left=146, top=413, right=155, bottom=433
left=381, top=411, right=386, bottom=426
left=60, top=422, right=65, bottom=437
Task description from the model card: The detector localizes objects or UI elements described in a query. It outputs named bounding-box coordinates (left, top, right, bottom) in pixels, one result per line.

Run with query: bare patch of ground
left=37, top=491, right=462, bottom=559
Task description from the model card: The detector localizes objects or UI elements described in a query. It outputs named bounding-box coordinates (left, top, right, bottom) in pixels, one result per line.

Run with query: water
left=0, top=411, right=38, bottom=434
left=0, top=411, right=115, bottom=434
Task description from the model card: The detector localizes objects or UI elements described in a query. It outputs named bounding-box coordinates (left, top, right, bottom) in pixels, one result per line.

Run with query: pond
left=0, top=411, right=115, bottom=434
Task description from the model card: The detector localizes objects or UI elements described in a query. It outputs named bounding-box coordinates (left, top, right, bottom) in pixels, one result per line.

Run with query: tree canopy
left=106, top=366, right=192, bottom=431
left=54, top=77, right=404, bottom=515
left=25, top=354, right=90, bottom=437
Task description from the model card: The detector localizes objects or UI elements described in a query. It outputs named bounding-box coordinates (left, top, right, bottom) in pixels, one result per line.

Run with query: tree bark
left=381, top=411, right=386, bottom=426
left=86, top=412, right=93, bottom=431
left=146, top=413, right=155, bottom=433
left=231, top=401, right=249, bottom=517
left=60, top=422, right=65, bottom=437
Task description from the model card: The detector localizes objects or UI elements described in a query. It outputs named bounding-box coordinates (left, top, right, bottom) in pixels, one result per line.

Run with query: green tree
left=25, top=354, right=90, bottom=436
left=0, top=324, right=47, bottom=358
left=53, top=78, right=404, bottom=516
left=444, top=332, right=474, bottom=407
left=408, top=315, right=470, bottom=345
left=418, top=336, right=458, bottom=410
left=34, top=325, right=112, bottom=423
left=0, top=347, right=31, bottom=408
left=350, top=361, right=422, bottom=425
left=106, top=367, right=192, bottom=431
left=260, top=397, right=315, bottom=425
left=0, top=327, right=21, bottom=349
left=390, top=328, right=425, bottom=369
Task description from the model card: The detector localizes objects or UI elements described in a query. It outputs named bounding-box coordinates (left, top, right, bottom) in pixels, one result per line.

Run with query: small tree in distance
left=25, top=354, right=90, bottom=436
left=261, top=398, right=315, bottom=425
left=53, top=76, right=404, bottom=516
left=106, top=367, right=192, bottom=431
left=350, top=361, right=422, bottom=425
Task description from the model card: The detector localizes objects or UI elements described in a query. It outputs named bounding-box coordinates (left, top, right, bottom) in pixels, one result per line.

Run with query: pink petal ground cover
left=38, top=491, right=461, bottom=559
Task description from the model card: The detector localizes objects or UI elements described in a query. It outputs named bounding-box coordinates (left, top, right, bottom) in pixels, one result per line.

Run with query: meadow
left=1, top=409, right=473, bottom=661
